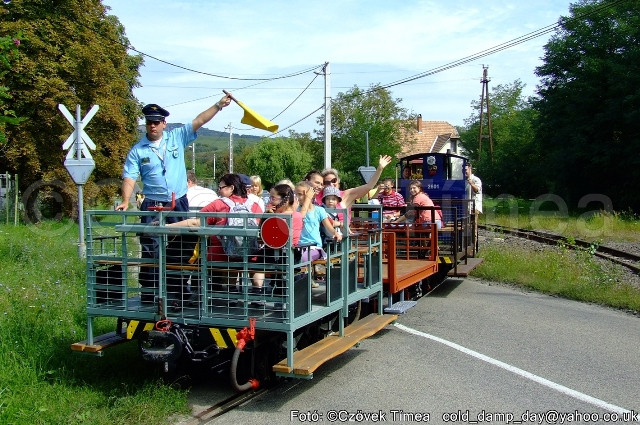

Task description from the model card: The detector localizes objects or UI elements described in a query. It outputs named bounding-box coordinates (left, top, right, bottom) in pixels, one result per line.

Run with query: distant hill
left=136, top=123, right=262, bottom=142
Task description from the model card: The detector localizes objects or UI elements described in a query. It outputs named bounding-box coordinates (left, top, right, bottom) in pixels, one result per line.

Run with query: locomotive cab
left=396, top=151, right=480, bottom=275
left=397, top=151, right=467, bottom=201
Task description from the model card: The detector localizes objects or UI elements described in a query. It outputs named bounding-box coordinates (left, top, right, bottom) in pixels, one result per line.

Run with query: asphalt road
left=186, top=277, right=640, bottom=424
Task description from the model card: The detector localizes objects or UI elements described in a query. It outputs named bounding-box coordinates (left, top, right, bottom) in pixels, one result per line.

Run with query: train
left=71, top=151, right=481, bottom=391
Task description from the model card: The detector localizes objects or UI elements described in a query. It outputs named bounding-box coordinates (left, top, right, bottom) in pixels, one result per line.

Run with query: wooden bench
left=273, top=313, right=398, bottom=377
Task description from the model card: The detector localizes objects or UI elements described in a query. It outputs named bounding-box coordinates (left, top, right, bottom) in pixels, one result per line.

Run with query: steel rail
left=480, top=224, right=640, bottom=275
left=179, top=387, right=270, bottom=425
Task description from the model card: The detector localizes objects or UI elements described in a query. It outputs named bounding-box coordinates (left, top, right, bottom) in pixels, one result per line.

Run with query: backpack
left=219, top=197, right=260, bottom=258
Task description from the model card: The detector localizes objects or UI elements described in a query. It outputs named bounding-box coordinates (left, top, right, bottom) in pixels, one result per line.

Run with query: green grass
left=477, top=198, right=640, bottom=313
left=0, top=221, right=188, bottom=425
left=475, top=244, right=640, bottom=312
left=483, top=197, right=640, bottom=242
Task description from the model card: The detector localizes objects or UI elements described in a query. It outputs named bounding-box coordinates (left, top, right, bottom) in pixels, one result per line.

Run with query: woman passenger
left=397, top=180, right=443, bottom=229
left=317, top=155, right=393, bottom=209
left=168, top=173, right=263, bottom=261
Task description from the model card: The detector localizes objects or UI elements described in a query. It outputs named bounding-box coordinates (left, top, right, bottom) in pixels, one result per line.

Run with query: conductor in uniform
left=115, top=96, right=231, bottom=302
left=116, top=96, right=231, bottom=218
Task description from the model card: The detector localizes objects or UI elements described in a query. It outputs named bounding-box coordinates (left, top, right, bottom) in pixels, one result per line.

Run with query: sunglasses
left=218, top=184, right=231, bottom=190
left=145, top=120, right=163, bottom=126
left=323, top=178, right=338, bottom=185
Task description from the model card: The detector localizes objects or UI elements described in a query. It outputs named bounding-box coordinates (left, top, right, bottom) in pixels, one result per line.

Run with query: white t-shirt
left=466, top=174, right=483, bottom=214
left=247, top=193, right=265, bottom=212
left=187, top=185, right=218, bottom=209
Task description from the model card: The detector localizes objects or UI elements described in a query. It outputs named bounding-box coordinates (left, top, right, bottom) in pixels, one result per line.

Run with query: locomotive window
left=450, top=157, right=464, bottom=180
left=401, top=160, right=423, bottom=180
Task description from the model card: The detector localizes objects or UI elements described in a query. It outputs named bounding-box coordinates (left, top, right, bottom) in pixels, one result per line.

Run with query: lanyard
left=150, top=141, right=167, bottom=175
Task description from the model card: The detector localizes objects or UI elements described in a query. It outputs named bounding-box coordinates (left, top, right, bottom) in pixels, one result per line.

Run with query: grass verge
left=475, top=244, right=640, bottom=313
left=0, top=222, right=188, bottom=425
left=476, top=202, right=640, bottom=313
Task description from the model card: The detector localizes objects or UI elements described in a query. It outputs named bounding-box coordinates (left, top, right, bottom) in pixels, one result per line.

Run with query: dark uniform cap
left=238, top=173, right=252, bottom=187
left=142, top=104, right=170, bottom=121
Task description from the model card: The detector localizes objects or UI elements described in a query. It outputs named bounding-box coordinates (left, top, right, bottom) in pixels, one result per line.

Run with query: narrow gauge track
left=480, top=224, right=640, bottom=275
left=178, top=387, right=269, bottom=425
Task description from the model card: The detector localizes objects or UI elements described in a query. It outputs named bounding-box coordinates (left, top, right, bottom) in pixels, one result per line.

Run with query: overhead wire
left=51, top=0, right=632, bottom=134
left=59, top=12, right=327, bottom=131
left=221, top=0, right=631, bottom=131
left=372, top=0, right=629, bottom=93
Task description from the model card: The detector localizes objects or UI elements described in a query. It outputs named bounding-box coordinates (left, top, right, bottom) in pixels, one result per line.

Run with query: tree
left=242, top=138, right=314, bottom=188
left=0, top=0, right=142, bottom=220
left=459, top=80, right=541, bottom=197
left=0, top=32, right=25, bottom=146
left=534, top=0, right=640, bottom=212
left=317, top=84, right=410, bottom=188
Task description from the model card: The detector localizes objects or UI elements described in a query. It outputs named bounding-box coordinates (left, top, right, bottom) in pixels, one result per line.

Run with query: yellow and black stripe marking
left=126, top=320, right=155, bottom=339
left=125, top=320, right=240, bottom=349
left=209, top=328, right=239, bottom=349
left=438, top=256, right=452, bottom=264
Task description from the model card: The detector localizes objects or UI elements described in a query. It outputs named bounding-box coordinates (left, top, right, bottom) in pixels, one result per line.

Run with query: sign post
left=59, top=104, right=99, bottom=258
left=358, top=130, right=377, bottom=183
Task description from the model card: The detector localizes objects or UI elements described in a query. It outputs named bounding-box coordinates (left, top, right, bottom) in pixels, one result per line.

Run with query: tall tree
left=0, top=0, right=142, bottom=219
left=459, top=80, right=541, bottom=197
left=242, top=137, right=314, bottom=188
left=233, top=130, right=322, bottom=188
left=534, top=0, right=640, bottom=212
left=0, top=32, right=25, bottom=146
left=317, top=84, right=410, bottom=188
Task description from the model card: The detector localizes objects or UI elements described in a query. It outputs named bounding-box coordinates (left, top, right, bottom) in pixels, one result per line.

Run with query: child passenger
left=297, top=181, right=342, bottom=289
left=321, top=185, right=344, bottom=243
left=296, top=181, right=342, bottom=260
left=252, top=184, right=302, bottom=292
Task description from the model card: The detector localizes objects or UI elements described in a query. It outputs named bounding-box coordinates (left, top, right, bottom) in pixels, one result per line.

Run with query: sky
left=102, top=0, right=574, bottom=137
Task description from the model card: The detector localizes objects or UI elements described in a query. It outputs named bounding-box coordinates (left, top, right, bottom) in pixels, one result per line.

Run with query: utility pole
left=226, top=122, right=234, bottom=173
left=191, top=142, right=196, bottom=172
left=478, top=65, right=494, bottom=161
left=323, top=62, right=331, bottom=169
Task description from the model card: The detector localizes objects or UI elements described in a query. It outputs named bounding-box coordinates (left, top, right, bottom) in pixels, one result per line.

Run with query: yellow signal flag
left=236, top=99, right=279, bottom=133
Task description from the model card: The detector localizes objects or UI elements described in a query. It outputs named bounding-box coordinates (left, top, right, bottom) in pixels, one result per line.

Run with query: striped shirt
left=378, top=190, right=405, bottom=214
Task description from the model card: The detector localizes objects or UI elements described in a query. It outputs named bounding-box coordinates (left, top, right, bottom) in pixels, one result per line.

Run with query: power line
left=129, top=45, right=324, bottom=81
left=370, top=0, right=630, bottom=93
left=64, top=0, right=632, bottom=134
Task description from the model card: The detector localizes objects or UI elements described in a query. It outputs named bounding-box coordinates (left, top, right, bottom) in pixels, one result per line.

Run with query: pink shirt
left=411, top=192, right=443, bottom=223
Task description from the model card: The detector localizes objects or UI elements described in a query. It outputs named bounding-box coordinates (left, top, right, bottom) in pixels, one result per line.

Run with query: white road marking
left=394, top=323, right=635, bottom=417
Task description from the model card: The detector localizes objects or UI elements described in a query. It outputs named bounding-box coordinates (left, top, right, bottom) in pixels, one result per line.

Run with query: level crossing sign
left=358, top=166, right=377, bottom=183
left=59, top=104, right=98, bottom=185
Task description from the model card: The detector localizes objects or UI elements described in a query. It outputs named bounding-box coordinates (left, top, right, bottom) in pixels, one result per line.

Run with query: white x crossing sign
left=59, top=104, right=99, bottom=160
left=59, top=104, right=98, bottom=184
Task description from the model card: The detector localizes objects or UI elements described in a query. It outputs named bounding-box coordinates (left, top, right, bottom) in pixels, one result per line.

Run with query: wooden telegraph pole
left=478, top=65, right=494, bottom=161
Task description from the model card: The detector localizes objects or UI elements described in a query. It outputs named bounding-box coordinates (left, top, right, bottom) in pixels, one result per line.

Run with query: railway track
left=480, top=224, right=640, bottom=275
left=177, top=387, right=269, bottom=425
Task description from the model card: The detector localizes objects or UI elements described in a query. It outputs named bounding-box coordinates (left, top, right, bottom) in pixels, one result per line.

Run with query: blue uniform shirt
left=122, top=123, right=196, bottom=202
